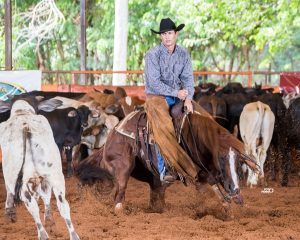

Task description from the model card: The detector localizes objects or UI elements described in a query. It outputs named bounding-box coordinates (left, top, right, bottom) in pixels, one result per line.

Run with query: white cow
left=239, top=101, right=275, bottom=187
left=0, top=97, right=80, bottom=240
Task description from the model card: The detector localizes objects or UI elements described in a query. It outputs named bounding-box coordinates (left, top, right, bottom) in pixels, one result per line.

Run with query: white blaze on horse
left=0, top=96, right=80, bottom=240
left=239, top=101, right=275, bottom=187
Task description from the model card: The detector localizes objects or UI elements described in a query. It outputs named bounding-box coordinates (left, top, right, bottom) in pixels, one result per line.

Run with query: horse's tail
left=75, top=147, right=114, bottom=188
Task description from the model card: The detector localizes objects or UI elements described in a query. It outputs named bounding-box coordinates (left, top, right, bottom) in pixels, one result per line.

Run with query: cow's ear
left=68, top=110, right=78, bottom=117
left=105, top=103, right=120, bottom=114
left=0, top=101, right=11, bottom=113
left=35, top=96, right=44, bottom=102
left=38, top=99, right=62, bottom=112
left=90, top=110, right=100, bottom=118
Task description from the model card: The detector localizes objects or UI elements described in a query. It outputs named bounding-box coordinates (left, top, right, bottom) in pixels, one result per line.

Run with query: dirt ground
left=1, top=164, right=300, bottom=240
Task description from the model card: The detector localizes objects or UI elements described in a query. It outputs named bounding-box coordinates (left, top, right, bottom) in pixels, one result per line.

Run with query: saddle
left=115, top=108, right=159, bottom=175
left=115, top=102, right=187, bottom=177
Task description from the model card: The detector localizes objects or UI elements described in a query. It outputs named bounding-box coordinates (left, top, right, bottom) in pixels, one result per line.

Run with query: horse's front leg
left=114, top=167, right=132, bottom=215
left=149, top=177, right=167, bottom=213
left=104, top=142, right=135, bottom=215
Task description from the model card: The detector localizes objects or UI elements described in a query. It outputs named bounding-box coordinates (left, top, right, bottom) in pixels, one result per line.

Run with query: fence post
left=72, top=73, right=76, bottom=84
left=247, top=71, right=253, bottom=87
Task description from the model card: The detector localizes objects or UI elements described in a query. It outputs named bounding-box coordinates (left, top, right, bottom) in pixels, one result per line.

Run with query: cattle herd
left=0, top=82, right=299, bottom=239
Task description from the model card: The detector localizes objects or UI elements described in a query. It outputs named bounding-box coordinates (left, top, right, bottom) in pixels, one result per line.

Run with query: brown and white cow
left=239, top=101, right=275, bottom=187
left=0, top=97, right=80, bottom=240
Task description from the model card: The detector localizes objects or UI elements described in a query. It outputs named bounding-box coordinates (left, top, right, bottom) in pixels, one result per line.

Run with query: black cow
left=216, top=82, right=246, bottom=96
left=244, top=83, right=275, bottom=100
left=196, top=95, right=227, bottom=128
left=40, top=105, right=91, bottom=177
left=193, top=82, right=218, bottom=101
left=283, top=97, right=300, bottom=186
left=221, top=93, right=250, bottom=137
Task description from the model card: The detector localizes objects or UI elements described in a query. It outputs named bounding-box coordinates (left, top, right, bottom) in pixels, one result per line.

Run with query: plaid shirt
left=144, top=43, right=194, bottom=100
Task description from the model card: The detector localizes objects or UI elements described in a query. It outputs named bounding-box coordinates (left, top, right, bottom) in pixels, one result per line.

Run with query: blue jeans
left=156, top=96, right=180, bottom=178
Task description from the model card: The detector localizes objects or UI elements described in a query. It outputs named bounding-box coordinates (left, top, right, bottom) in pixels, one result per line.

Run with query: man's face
left=160, top=30, right=178, bottom=48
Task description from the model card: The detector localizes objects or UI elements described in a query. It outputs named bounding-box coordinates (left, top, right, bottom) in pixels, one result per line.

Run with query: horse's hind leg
left=149, top=177, right=166, bottom=213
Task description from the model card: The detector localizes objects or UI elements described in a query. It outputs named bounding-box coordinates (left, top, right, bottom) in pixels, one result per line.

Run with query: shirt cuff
left=172, top=89, right=179, bottom=98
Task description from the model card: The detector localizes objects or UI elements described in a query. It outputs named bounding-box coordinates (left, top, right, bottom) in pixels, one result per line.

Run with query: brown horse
left=76, top=102, right=257, bottom=213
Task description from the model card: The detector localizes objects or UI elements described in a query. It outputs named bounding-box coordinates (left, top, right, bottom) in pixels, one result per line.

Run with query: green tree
left=1, top=0, right=300, bottom=85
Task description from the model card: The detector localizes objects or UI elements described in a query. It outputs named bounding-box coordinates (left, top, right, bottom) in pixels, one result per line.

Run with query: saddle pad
left=115, top=110, right=155, bottom=145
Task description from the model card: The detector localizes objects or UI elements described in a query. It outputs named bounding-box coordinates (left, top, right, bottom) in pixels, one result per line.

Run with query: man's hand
left=177, top=89, right=188, bottom=100
left=184, top=99, right=193, bottom=113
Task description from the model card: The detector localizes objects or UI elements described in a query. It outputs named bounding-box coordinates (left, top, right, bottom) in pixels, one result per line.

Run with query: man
left=144, top=18, right=198, bottom=183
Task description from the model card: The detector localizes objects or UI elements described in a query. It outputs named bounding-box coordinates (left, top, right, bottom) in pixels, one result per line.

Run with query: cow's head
left=105, top=103, right=125, bottom=120
left=72, top=105, right=92, bottom=128
left=105, top=96, right=145, bottom=120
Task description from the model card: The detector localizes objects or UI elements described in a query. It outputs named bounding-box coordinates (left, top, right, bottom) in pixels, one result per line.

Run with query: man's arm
left=144, top=52, right=178, bottom=97
left=180, top=54, right=195, bottom=100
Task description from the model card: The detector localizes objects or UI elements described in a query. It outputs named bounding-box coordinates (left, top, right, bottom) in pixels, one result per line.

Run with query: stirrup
left=160, top=172, right=175, bottom=183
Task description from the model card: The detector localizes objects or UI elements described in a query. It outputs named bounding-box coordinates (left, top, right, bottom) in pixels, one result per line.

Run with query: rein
left=213, top=115, right=228, bottom=121
left=176, top=110, right=232, bottom=203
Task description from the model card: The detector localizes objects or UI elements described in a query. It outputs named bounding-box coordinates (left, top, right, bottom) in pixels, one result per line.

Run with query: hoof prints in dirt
left=194, top=208, right=234, bottom=221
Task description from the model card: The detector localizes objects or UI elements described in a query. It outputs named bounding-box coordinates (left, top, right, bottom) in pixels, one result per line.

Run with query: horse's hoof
left=146, top=206, right=163, bottom=214
left=114, top=203, right=124, bottom=215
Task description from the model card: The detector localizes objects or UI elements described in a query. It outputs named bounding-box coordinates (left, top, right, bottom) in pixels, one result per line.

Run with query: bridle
left=175, top=109, right=235, bottom=203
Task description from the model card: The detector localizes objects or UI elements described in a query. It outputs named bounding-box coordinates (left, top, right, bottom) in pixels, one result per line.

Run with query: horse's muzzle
left=231, top=189, right=243, bottom=205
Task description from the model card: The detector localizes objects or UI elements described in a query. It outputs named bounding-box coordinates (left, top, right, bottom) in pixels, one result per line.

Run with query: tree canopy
left=1, top=0, right=300, bottom=84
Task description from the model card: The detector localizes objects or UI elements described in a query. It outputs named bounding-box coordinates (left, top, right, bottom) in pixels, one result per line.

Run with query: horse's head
left=217, top=147, right=259, bottom=204
left=216, top=147, right=244, bottom=204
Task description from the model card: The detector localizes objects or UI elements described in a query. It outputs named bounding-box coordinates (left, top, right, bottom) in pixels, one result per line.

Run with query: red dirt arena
left=0, top=162, right=300, bottom=240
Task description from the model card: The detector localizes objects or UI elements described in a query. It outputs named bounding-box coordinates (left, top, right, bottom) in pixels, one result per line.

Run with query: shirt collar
left=160, top=42, right=178, bottom=54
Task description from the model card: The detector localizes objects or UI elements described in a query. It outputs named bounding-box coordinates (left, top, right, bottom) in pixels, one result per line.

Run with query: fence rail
left=42, top=70, right=281, bottom=87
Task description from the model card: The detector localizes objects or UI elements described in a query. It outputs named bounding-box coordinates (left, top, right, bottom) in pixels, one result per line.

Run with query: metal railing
left=42, top=70, right=258, bottom=87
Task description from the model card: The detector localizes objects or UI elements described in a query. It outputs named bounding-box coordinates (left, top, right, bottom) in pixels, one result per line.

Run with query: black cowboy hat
left=151, top=18, right=185, bottom=34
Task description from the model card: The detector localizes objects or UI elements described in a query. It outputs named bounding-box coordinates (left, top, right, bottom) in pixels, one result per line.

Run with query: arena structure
left=1, top=70, right=300, bottom=239
left=40, top=69, right=292, bottom=99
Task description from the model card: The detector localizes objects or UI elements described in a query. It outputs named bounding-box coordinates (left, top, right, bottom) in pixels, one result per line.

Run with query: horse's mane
left=185, top=111, right=253, bottom=165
